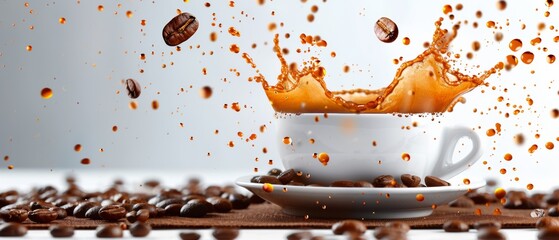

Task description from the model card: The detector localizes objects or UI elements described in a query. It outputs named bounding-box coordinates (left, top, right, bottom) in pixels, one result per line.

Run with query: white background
left=0, top=0, right=558, bottom=191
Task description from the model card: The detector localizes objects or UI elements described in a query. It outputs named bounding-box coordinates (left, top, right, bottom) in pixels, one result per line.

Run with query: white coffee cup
left=277, top=113, right=482, bottom=185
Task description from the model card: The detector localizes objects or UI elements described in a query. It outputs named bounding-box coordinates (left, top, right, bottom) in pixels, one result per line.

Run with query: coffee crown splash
left=244, top=18, right=503, bottom=114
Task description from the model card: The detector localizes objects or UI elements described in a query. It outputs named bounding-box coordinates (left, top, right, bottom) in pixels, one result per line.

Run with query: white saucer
left=236, top=176, right=484, bottom=219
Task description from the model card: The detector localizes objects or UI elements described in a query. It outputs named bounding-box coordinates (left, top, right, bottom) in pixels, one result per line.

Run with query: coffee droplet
left=499, top=168, right=507, bottom=174
left=494, top=188, right=506, bottom=199
left=401, top=153, right=411, bottom=161
left=547, top=55, right=556, bottom=64
left=41, top=88, right=53, bottom=99
left=317, top=152, right=329, bottom=166
left=151, top=100, right=159, bottom=110
left=416, top=193, right=425, bottom=202
left=527, top=183, right=534, bottom=190
left=283, top=137, right=292, bottom=145
left=402, top=37, right=410, bottom=45
left=74, top=144, right=82, bottom=152
left=521, top=51, right=534, bottom=64
left=496, top=0, right=507, bottom=10
left=97, top=5, right=104, bottom=11
left=262, top=183, right=274, bottom=193
left=26, top=45, right=33, bottom=51
left=504, top=153, right=513, bottom=161
left=463, top=178, right=470, bottom=185
left=199, top=86, right=212, bottom=99
left=126, top=10, right=133, bottom=18
left=442, top=4, right=453, bottom=14
left=509, top=39, right=522, bottom=52
left=81, top=158, right=90, bottom=165
left=529, top=144, right=538, bottom=153
left=58, top=17, right=66, bottom=24
left=374, top=17, right=398, bottom=43
left=546, top=142, right=555, bottom=150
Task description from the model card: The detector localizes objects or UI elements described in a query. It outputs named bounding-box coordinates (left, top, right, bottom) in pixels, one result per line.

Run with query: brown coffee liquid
left=244, top=18, right=503, bottom=113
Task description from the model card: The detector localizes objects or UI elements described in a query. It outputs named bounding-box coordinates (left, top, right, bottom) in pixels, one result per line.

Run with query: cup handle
left=432, top=127, right=482, bottom=180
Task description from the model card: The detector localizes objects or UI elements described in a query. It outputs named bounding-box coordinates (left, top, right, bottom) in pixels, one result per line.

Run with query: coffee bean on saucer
left=96, top=224, right=123, bottom=238
left=129, top=222, right=151, bottom=237
left=477, top=227, right=506, bottom=240
left=374, top=17, right=399, bottom=43
left=0, top=209, right=28, bottom=223
left=373, top=226, right=407, bottom=239
left=443, top=220, right=469, bottom=232
left=286, top=230, right=313, bottom=240
left=28, top=208, right=58, bottom=223
left=332, top=220, right=367, bottom=235
left=278, top=169, right=296, bottom=184
left=99, top=205, right=127, bottom=221
left=537, top=217, right=559, bottom=230
left=180, top=200, right=209, bottom=218
left=212, top=227, right=240, bottom=240
left=0, top=223, right=27, bottom=237
left=400, top=174, right=421, bottom=187
left=49, top=225, right=74, bottom=238
left=254, top=175, right=282, bottom=185
left=125, top=78, right=141, bottom=99
left=449, top=196, right=475, bottom=208
left=207, top=197, right=233, bottom=213
left=267, top=168, right=283, bottom=176
left=330, top=180, right=355, bottom=188
left=425, top=176, right=450, bottom=187
left=373, top=175, right=397, bottom=187
left=532, top=209, right=546, bottom=218
left=85, top=205, right=102, bottom=220
left=354, top=181, right=374, bottom=188
left=474, top=221, right=502, bottom=230
left=548, top=206, right=559, bottom=217
left=538, top=227, right=559, bottom=240
left=162, top=12, right=199, bottom=46
left=179, top=231, right=201, bottom=240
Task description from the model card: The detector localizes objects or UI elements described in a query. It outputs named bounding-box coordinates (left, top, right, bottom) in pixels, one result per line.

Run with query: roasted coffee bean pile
left=251, top=168, right=451, bottom=188
left=0, top=177, right=258, bottom=238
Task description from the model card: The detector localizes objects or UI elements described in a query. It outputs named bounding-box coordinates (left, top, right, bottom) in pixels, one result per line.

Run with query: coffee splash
left=244, top=18, right=503, bottom=114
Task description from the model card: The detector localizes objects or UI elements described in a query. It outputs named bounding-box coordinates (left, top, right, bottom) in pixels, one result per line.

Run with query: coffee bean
left=372, top=226, right=407, bottom=239
left=477, top=227, right=506, bottom=240
left=222, top=193, right=250, bottom=209
left=0, top=209, right=28, bottom=223
left=548, top=206, right=559, bottom=217
left=129, top=222, right=151, bottom=237
left=164, top=203, right=183, bottom=216
left=330, top=180, right=355, bottom=188
left=28, top=208, right=58, bottom=223
left=205, top=185, right=223, bottom=197
left=250, top=194, right=266, bottom=204
left=474, top=221, right=502, bottom=230
left=354, top=181, right=374, bottom=188
left=96, top=224, right=123, bottom=238
left=133, top=203, right=157, bottom=218
left=126, top=211, right=137, bottom=223
left=374, top=17, right=399, bottom=43
left=286, top=230, right=313, bottom=240
left=449, top=196, right=475, bottom=208
left=49, top=225, right=74, bottom=238
left=179, top=231, right=201, bottom=240
left=0, top=223, right=27, bottom=237
left=532, top=209, right=546, bottom=218
left=425, top=176, right=450, bottom=187
left=207, top=197, right=233, bottom=213
left=136, top=209, right=150, bottom=222
left=267, top=168, right=283, bottom=176
left=539, top=227, right=559, bottom=240
left=162, top=12, right=199, bottom=46
left=99, top=205, right=126, bottom=221
left=73, top=202, right=99, bottom=218
left=372, top=175, right=397, bottom=187
left=60, top=203, right=78, bottom=216
left=443, top=220, right=469, bottom=232
left=400, top=174, right=421, bottom=187
left=49, top=207, right=67, bottom=220
left=278, top=169, right=296, bottom=184
left=331, top=220, right=367, bottom=235
left=212, top=227, right=240, bottom=240
left=180, top=200, right=209, bottom=218
left=125, top=78, right=141, bottom=99
left=85, top=205, right=102, bottom=220
left=385, top=222, right=410, bottom=232
left=537, top=217, right=559, bottom=230
left=155, top=198, right=183, bottom=209
left=254, top=175, right=282, bottom=185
